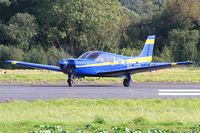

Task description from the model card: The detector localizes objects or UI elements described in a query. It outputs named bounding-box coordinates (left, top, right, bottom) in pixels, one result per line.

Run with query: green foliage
left=29, top=123, right=200, bottom=133
left=132, top=117, right=149, bottom=125
left=168, top=29, right=199, bottom=62
left=0, top=0, right=200, bottom=67
left=7, top=13, right=38, bottom=51
left=112, top=48, right=141, bottom=56
left=46, top=47, right=70, bottom=65
left=155, top=47, right=173, bottom=62
left=24, top=47, right=47, bottom=64
left=1, top=98, right=200, bottom=132
left=0, top=45, right=71, bottom=69
left=121, top=0, right=165, bottom=18
left=162, top=0, right=200, bottom=29
left=93, top=117, right=106, bottom=125
left=37, top=0, right=123, bottom=56
left=30, top=125, right=68, bottom=133
left=0, top=0, right=10, bottom=6
left=0, top=45, right=24, bottom=68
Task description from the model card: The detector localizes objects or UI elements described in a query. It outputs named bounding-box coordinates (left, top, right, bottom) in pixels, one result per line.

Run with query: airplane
left=6, top=35, right=192, bottom=87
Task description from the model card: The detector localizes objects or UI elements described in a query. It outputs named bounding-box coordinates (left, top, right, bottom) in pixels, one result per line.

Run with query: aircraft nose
left=58, top=59, right=68, bottom=66
left=59, top=60, right=76, bottom=74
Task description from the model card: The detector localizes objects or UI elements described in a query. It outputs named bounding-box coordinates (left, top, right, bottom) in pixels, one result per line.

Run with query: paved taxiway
left=0, top=82, right=200, bottom=102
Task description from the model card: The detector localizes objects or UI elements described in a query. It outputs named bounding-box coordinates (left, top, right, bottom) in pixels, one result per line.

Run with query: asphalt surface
left=0, top=82, right=200, bottom=102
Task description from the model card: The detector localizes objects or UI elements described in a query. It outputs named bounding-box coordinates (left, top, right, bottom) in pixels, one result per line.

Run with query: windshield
left=78, top=51, right=124, bottom=62
left=78, top=51, right=100, bottom=60
left=78, top=52, right=91, bottom=59
left=86, top=52, right=100, bottom=59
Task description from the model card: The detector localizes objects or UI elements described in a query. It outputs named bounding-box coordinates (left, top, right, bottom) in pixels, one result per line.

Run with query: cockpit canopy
left=78, top=51, right=128, bottom=63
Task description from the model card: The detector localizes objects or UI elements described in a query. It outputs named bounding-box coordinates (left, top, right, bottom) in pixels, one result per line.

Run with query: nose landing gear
left=67, top=75, right=75, bottom=87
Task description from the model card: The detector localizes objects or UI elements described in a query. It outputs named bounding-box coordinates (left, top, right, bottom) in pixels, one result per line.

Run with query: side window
left=116, top=57, right=123, bottom=63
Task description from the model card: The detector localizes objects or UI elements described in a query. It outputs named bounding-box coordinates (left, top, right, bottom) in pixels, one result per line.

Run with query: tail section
left=139, top=35, right=155, bottom=59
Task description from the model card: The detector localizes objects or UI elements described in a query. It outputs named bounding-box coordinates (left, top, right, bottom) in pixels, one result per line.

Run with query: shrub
left=0, top=45, right=24, bottom=68
left=47, top=47, right=71, bottom=65
left=24, top=47, right=47, bottom=64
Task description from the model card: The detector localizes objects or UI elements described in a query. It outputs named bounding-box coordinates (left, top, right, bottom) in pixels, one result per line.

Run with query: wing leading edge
left=6, top=60, right=61, bottom=72
left=97, top=61, right=192, bottom=77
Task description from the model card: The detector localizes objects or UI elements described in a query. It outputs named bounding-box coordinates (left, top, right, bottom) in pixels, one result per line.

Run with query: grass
left=1, top=99, right=200, bottom=132
left=0, top=67, right=200, bottom=84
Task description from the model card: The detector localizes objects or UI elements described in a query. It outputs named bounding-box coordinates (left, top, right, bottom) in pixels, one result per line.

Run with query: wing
left=97, top=61, right=192, bottom=77
left=6, top=60, right=61, bottom=72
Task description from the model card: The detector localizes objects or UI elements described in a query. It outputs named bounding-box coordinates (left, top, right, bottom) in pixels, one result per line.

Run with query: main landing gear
left=123, top=74, right=132, bottom=87
left=67, top=74, right=132, bottom=87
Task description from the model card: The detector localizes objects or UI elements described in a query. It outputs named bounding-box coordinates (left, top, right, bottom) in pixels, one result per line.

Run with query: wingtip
left=6, top=60, right=17, bottom=65
left=176, top=61, right=193, bottom=65
left=6, top=60, right=13, bottom=63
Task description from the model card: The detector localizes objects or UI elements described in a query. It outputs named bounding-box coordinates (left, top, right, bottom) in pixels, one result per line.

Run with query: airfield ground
left=0, top=67, right=200, bottom=132
left=0, top=67, right=200, bottom=84
left=0, top=99, right=200, bottom=132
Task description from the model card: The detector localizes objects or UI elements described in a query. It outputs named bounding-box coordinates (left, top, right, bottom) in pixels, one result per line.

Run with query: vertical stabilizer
left=139, top=35, right=155, bottom=58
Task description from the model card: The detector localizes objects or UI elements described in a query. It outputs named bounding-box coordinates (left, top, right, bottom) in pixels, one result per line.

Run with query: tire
left=123, top=78, right=130, bottom=87
left=67, top=79, right=74, bottom=87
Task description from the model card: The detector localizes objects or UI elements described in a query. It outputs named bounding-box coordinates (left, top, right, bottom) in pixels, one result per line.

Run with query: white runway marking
left=158, top=89, right=200, bottom=96
left=159, top=89, right=200, bottom=92
left=159, top=93, right=200, bottom=96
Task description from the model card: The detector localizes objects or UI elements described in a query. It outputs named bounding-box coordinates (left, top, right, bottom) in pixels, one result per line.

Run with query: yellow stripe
left=145, top=39, right=155, bottom=44
left=82, top=62, right=117, bottom=67
left=79, top=56, right=152, bottom=67
left=12, top=61, right=18, bottom=65
left=171, top=63, right=177, bottom=66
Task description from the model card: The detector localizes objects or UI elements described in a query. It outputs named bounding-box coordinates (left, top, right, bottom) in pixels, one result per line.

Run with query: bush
left=47, top=47, right=71, bottom=65
left=0, top=45, right=24, bottom=68
left=168, top=29, right=199, bottom=62
left=24, top=47, right=47, bottom=64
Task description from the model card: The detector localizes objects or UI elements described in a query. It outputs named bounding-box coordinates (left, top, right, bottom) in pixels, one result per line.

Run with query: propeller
left=59, top=59, right=76, bottom=74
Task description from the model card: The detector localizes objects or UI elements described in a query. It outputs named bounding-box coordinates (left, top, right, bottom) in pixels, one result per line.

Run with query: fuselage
left=58, top=51, right=152, bottom=77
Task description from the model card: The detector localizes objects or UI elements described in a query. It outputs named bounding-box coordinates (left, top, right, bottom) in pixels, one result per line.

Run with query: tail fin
left=139, top=35, right=155, bottom=59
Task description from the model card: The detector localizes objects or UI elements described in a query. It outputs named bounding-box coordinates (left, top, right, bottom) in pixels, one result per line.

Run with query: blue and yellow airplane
left=7, top=35, right=192, bottom=87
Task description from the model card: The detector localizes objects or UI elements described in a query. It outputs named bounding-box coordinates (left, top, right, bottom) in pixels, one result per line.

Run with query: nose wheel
left=67, top=75, right=75, bottom=87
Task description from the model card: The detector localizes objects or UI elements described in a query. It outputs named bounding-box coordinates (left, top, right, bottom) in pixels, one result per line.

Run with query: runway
left=0, top=82, right=200, bottom=102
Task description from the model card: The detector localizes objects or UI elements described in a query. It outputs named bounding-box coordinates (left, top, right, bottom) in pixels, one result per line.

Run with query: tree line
left=0, top=0, right=200, bottom=68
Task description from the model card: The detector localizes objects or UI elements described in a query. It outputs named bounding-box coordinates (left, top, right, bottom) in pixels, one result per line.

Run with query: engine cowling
left=59, top=60, right=76, bottom=74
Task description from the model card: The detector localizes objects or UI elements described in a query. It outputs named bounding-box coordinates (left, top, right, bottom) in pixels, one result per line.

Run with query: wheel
left=67, top=75, right=75, bottom=87
left=67, top=78, right=74, bottom=87
left=123, top=78, right=130, bottom=87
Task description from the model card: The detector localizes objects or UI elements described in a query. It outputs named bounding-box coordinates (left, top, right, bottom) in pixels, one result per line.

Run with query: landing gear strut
left=67, top=75, right=75, bottom=87
left=123, top=74, right=131, bottom=87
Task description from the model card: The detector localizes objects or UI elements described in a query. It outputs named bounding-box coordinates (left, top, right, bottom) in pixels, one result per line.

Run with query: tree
left=161, top=0, right=200, bottom=30
left=6, top=13, right=38, bottom=51
left=0, top=0, right=11, bottom=6
left=36, top=0, right=123, bottom=56
left=120, top=0, right=166, bottom=18
left=168, top=29, right=199, bottom=62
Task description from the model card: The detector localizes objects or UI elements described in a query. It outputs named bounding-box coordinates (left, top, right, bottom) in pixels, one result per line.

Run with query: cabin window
left=78, top=52, right=91, bottom=59
left=85, top=52, right=100, bottom=59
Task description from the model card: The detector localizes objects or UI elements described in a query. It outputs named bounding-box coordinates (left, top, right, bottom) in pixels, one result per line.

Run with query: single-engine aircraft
left=7, top=35, right=192, bottom=87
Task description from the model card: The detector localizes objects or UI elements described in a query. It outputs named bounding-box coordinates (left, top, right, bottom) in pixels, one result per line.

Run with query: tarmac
left=0, top=82, right=200, bottom=102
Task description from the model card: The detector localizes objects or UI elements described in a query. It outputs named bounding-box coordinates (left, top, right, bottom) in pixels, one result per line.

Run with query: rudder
left=139, top=35, right=155, bottom=58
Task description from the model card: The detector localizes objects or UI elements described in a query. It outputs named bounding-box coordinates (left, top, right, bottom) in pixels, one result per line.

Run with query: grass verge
left=1, top=99, right=200, bottom=132
left=0, top=67, right=200, bottom=84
